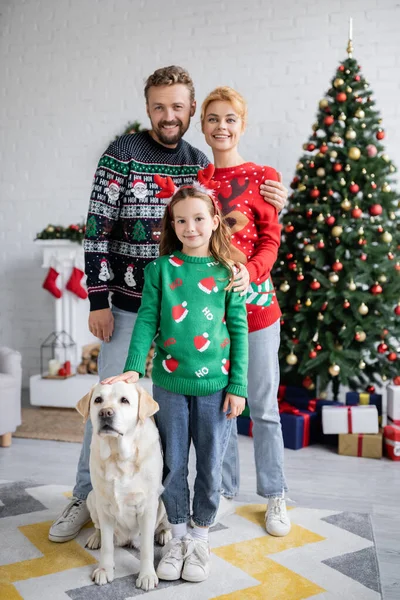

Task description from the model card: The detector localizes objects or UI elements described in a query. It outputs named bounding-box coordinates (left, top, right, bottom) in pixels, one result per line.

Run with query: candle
left=349, top=17, right=353, bottom=40
left=48, top=359, right=61, bottom=376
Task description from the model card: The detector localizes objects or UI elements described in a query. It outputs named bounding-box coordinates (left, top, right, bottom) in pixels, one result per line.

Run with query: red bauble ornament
left=394, top=305, right=400, bottom=316
left=307, top=143, right=316, bottom=151
left=352, top=207, right=362, bottom=218
left=370, top=283, right=383, bottom=295
left=360, top=253, right=367, bottom=261
left=306, top=209, right=313, bottom=219
left=388, top=252, right=394, bottom=260
left=393, top=376, right=400, bottom=386
left=336, top=92, right=347, bottom=102
left=332, top=261, right=343, bottom=272
left=349, top=182, right=360, bottom=194
left=288, top=262, right=297, bottom=270
left=327, top=189, right=334, bottom=196
left=377, top=226, right=384, bottom=233
left=294, top=303, right=302, bottom=312
left=366, top=385, right=375, bottom=394
left=333, top=163, right=343, bottom=172
left=378, top=343, right=388, bottom=353
left=292, top=338, right=299, bottom=344
left=310, top=280, right=321, bottom=290
left=388, top=352, right=397, bottom=362
left=376, top=129, right=385, bottom=140
left=310, top=188, right=320, bottom=199
left=354, top=75, right=361, bottom=82
left=320, top=144, right=329, bottom=154
left=371, top=182, right=377, bottom=190
left=309, top=350, right=317, bottom=359
left=317, top=240, right=325, bottom=249
left=280, top=319, right=285, bottom=326
left=286, top=253, right=294, bottom=259
left=297, top=273, right=305, bottom=281
left=369, top=204, right=382, bottom=216
left=395, top=263, right=400, bottom=272
left=324, top=115, right=334, bottom=126
left=338, top=65, right=345, bottom=72
left=315, top=344, right=322, bottom=351
left=291, top=177, right=300, bottom=189
left=320, top=302, right=328, bottom=311
left=343, top=300, right=350, bottom=309
left=285, top=224, right=295, bottom=233
left=325, top=215, right=335, bottom=226
left=302, top=376, right=314, bottom=389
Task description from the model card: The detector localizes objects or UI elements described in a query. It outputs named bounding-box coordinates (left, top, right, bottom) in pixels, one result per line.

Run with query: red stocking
left=66, top=267, right=88, bottom=299
left=42, top=267, right=62, bottom=298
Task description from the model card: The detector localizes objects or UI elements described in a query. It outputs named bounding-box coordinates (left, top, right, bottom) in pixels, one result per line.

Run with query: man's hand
left=223, top=394, right=245, bottom=419
left=232, top=263, right=250, bottom=295
left=89, top=308, right=114, bottom=342
left=260, top=172, right=288, bottom=212
left=101, top=371, right=139, bottom=385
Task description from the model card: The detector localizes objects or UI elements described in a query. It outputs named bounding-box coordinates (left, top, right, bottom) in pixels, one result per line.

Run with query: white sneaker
left=182, top=535, right=210, bottom=582
left=48, top=497, right=91, bottom=542
left=265, top=496, right=291, bottom=537
left=156, top=537, right=185, bottom=581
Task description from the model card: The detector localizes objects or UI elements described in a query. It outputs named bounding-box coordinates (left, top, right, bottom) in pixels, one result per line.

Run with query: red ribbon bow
left=279, top=401, right=311, bottom=447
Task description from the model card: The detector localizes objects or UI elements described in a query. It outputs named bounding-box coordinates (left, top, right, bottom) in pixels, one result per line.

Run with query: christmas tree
left=132, top=220, right=146, bottom=241
left=276, top=34, right=400, bottom=398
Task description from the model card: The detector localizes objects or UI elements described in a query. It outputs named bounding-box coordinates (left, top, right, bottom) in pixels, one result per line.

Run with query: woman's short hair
left=201, top=86, right=247, bottom=131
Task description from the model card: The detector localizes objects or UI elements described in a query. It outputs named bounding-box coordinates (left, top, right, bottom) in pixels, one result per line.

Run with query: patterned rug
left=13, top=409, right=84, bottom=444
left=0, top=480, right=382, bottom=599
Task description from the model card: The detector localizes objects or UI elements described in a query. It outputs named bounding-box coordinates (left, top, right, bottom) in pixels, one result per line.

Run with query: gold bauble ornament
left=381, top=153, right=390, bottom=162
left=381, top=231, right=393, bottom=243
left=316, top=167, right=326, bottom=177
left=329, top=272, right=339, bottom=283
left=304, top=244, right=316, bottom=254
left=317, top=213, right=325, bottom=222
left=346, top=86, right=353, bottom=93
left=286, top=352, right=298, bottom=366
left=348, top=279, right=356, bottom=291
left=389, top=212, right=396, bottom=220
left=382, top=182, right=391, bottom=192
left=339, top=177, right=346, bottom=186
left=359, top=360, right=366, bottom=369
left=296, top=162, right=304, bottom=170
left=358, top=226, right=364, bottom=235
left=390, top=165, right=395, bottom=172
left=361, top=123, right=366, bottom=128
left=329, top=364, right=340, bottom=377
left=356, top=331, right=367, bottom=342
left=298, top=184, right=307, bottom=192
left=334, top=78, right=345, bottom=88
left=317, top=312, right=324, bottom=320
left=330, top=150, right=338, bottom=158
left=305, top=298, right=312, bottom=307
left=358, top=303, right=369, bottom=315
left=280, top=281, right=290, bottom=292
left=345, top=128, right=357, bottom=140
left=341, top=198, right=351, bottom=211
left=338, top=112, right=347, bottom=121
left=378, top=274, right=387, bottom=283
left=312, top=122, right=318, bottom=131
left=320, top=391, right=328, bottom=399
left=331, top=135, right=342, bottom=143
left=349, top=147, right=361, bottom=160
left=331, top=225, right=343, bottom=237
left=319, top=99, right=329, bottom=109
left=304, top=255, right=311, bottom=263
left=355, top=108, right=365, bottom=119
left=345, top=164, right=351, bottom=172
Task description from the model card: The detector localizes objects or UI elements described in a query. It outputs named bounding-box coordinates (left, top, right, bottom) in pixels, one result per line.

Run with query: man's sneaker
left=48, top=498, right=91, bottom=542
left=182, top=535, right=211, bottom=582
left=156, top=537, right=185, bottom=581
left=265, top=496, right=291, bottom=537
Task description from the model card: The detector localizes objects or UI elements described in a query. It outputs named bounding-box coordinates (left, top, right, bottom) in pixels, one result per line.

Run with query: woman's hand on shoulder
left=260, top=171, right=288, bottom=212
left=223, top=394, right=246, bottom=419
left=101, top=371, right=139, bottom=385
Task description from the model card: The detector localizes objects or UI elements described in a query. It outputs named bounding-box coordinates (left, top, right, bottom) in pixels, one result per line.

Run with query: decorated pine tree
left=276, top=32, right=400, bottom=398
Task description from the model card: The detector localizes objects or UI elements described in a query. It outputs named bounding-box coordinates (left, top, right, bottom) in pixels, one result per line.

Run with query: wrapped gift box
left=383, top=425, right=400, bottom=461
left=322, top=405, right=379, bottom=434
left=338, top=432, right=382, bottom=459
left=278, top=385, right=314, bottom=403
left=279, top=403, right=320, bottom=450
left=237, top=415, right=253, bottom=437
left=346, top=392, right=382, bottom=418
left=387, top=384, right=400, bottom=427
left=282, top=397, right=342, bottom=413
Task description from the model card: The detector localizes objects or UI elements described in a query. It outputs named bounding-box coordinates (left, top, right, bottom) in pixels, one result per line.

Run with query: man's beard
left=152, top=119, right=189, bottom=146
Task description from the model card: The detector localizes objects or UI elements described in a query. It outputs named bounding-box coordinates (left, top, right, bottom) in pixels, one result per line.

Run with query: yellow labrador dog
left=76, top=382, right=171, bottom=591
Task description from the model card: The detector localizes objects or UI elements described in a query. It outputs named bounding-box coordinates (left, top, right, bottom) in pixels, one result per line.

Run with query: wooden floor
left=1, top=433, right=399, bottom=599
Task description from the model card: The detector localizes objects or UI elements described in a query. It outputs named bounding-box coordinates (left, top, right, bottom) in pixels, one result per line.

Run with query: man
left=49, top=66, right=287, bottom=542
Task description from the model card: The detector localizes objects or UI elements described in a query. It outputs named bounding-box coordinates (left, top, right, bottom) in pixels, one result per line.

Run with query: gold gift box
left=338, top=432, right=382, bottom=459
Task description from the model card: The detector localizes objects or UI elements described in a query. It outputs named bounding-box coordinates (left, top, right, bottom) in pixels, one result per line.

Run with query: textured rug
left=0, top=480, right=382, bottom=599
left=13, top=409, right=84, bottom=443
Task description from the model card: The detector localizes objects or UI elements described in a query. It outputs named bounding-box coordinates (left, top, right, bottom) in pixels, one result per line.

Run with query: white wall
left=1, top=0, right=399, bottom=386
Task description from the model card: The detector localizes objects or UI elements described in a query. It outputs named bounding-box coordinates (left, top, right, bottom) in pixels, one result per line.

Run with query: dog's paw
left=155, top=528, right=172, bottom=546
left=136, top=569, right=158, bottom=591
left=92, top=565, right=114, bottom=585
left=86, top=529, right=101, bottom=550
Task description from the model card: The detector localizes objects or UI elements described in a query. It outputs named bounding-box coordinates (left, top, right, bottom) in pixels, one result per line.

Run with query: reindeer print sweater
left=214, top=163, right=282, bottom=333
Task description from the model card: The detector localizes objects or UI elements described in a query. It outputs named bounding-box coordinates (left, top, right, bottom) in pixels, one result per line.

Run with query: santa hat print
left=162, top=355, right=179, bottom=373
left=172, top=301, right=188, bottom=323
left=198, top=276, right=219, bottom=294
left=109, top=179, right=120, bottom=187
left=169, top=254, right=184, bottom=267
left=221, top=358, right=230, bottom=375
left=194, top=333, right=210, bottom=352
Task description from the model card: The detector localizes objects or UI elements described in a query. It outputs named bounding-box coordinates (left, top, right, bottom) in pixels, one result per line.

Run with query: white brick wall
left=1, top=0, right=399, bottom=386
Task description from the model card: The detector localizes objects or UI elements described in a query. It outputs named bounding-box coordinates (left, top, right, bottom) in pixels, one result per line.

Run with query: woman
left=201, top=87, right=290, bottom=536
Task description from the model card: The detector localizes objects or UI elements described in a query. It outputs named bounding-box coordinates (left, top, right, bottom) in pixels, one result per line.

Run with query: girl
left=200, top=87, right=291, bottom=537
left=102, top=165, right=248, bottom=583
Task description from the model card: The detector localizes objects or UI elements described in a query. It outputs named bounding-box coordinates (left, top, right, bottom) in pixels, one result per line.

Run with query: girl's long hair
left=159, top=187, right=236, bottom=290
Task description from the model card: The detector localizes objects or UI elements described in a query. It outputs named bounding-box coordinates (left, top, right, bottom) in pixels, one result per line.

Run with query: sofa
left=0, top=347, right=22, bottom=447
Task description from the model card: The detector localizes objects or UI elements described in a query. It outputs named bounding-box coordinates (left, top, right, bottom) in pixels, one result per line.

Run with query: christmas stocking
left=66, top=267, right=88, bottom=299
left=42, top=267, right=62, bottom=299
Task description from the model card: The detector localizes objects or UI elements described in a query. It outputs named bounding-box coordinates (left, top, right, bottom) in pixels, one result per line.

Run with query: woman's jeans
left=153, top=385, right=232, bottom=527
left=221, top=319, right=288, bottom=498
left=73, top=307, right=137, bottom=500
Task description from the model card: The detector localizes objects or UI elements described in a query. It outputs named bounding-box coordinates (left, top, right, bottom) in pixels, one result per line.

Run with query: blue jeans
left=221, top=319, right=288, bottom=499
left=153, top=385, right=232, bottom=527
left=73, top=307, right=137, bottom=500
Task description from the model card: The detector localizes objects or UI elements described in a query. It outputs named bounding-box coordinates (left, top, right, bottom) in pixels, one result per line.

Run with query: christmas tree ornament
left=317, top=213, right=325, bottom=222
left=286, top=253, right=294, bottom=259
left=366, top=144, right=377, bottom=157
left=317, top=239, right=325, bottom=249
left=304, top=255, right=311, bottom=263
left=296, top=162, right=304, bottom=170
left=388, top=352, right=397, bottom=362
left=310, top=188, right=320, bottom=199
left=334, top=77, right=345, bottom=87
left=351, top=206, right=362, bottom=218
left=298, top=184, right=307, bottom=192
left=366, top=385, right=375, bottom=394
left=324, top=115, right=334, bottom=126
left=343, top=299, right=350, bottom=309
left=355, top=108, right=365, bottom=119
left=349, top=182, right=360, bottom=194
left=370, top=282, right=383, bottom=295
left=332, top=260, right=343, bottom=271
left=319, top=99, right=329, bottom=109
left=279, top=281, right=290, bottom=292
left=378, top=343, right=388, bottom=353
left=333, top=162, right=343, bottom=172
left=393, top=376, right=400, bottom=385
left=285, top=223, right=295, bottom=233
left=348, top=279, right=357, bottom=291
left=331, top=225, right=343, bottom=237
left=346, top=86, right=353, bottom=93
left=297, top=272, right=305, bottom=281
left=360, top=253, right=368, bottom=261
left=348, top=147, right=361, bottom=160
left=294, top=300, right=302, bottom=312
left=361, top=123, right=366, bottom=129
left=359, top=360, right=366, bottom=369
left=286, top=352, right=298, bottom=365
left=376, top=225, right=383, bottom=233
left=66, top=267, right=88, bottom=299
left=394, top=303, right=400, bottom=316
left=358, top=303, right=369, bottom=315
left=42, top=267, right=62, bottom=299
left=354, top=74, right=361, bottom=81
left=336, top=92, right=347, bottom=102
left=378, top=275, right=387, bottom=283
left=317, top=312, right=324, bottom=320
left=388, top=252, right=394, bottom=260
left=382, top=182, right=391, bottom=192
left=329, top=364, right=340, bottom=376
left=358, top=227, right=364, bottom=235
left=341, top=198, right=351, bottom=210
left=303, top=376, right=315, bottom=390
left=315, top=343, right=323, bottom=351
left=319, top=144, right=329, bottom=154
left=325, top=214, right=335, bottom=226
left=381, top=231, right=392, bottom=243
left=305, top=298, right=312, bottom=307
left=381, top=153, right=390, bottom=162
left=316, top=167, right=326, bottom=177
left=329, top=272, right=339, bottom=283
left=345, top=164, right=351, bottom=172
left=355, top=331, right=366, bottom=342
left=338, top=112, right=347, bottom=121
left=330, top=150, right=338, bottom=158
left=345, top=128, right=357, bottom=140
left=376, top=129, right=385, bottom=140
left=371, top=182, right=377, bottom=189
left=310, top=279, right=321, bottom=290
left=307, top=143, right=316, bottom=151
left=396, top=263, right=400, bottom=271
left=306, top=209, right=313, bottom=218
left=339, top=177, right=346, bottom=186
left=389, top=212, right=396, bottom=220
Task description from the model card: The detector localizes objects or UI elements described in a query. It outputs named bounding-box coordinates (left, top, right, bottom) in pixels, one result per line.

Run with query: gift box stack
left=237, top=404, right=252, bottom=437
left=383, top=384, right=400, bottom=461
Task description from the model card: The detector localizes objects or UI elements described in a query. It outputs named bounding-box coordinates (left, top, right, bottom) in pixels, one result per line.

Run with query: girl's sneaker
left=182, top=534, right=210, bottom=582
left=265, top=496, right=291, bottom=537
left=156, top=537, right=185, bottom=580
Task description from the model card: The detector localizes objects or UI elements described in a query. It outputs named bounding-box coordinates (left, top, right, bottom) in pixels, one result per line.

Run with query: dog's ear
left=76, top=386, right=96, bottom=421
left=137, top=386, right=159, bottom=423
